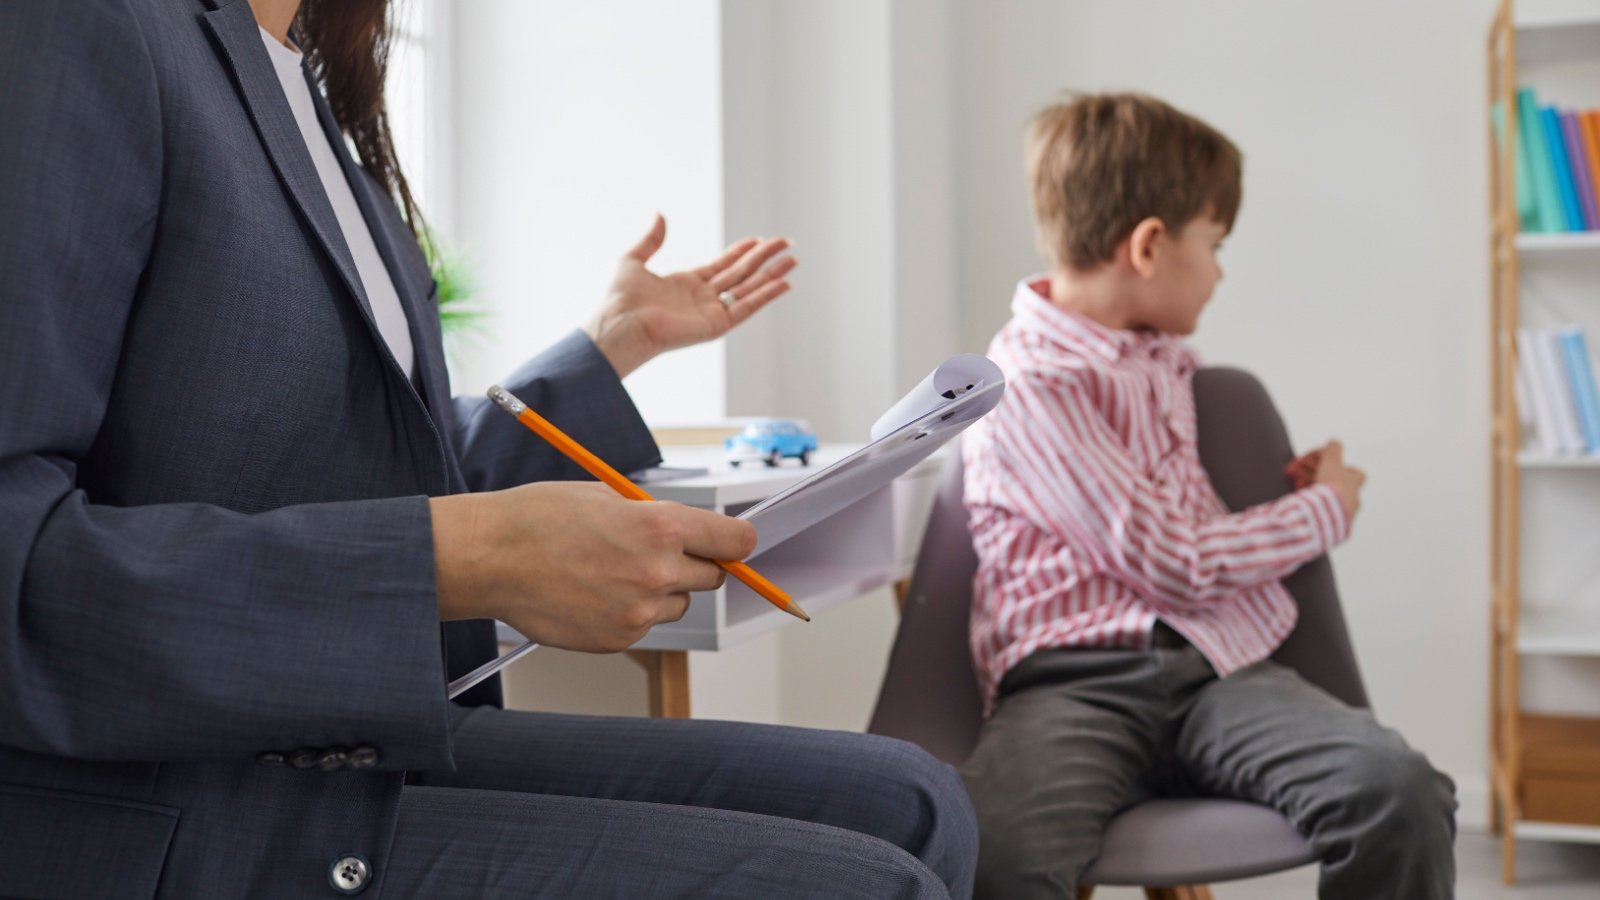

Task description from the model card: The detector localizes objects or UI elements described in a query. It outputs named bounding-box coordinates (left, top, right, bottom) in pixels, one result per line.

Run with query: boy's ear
left=1126, top=216, right=1165, bottom=279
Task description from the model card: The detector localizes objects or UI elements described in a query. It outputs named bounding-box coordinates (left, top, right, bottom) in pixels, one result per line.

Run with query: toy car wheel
left=799, top=449, right=811, bottom=466
left=765, top=449, right=781, bottom=467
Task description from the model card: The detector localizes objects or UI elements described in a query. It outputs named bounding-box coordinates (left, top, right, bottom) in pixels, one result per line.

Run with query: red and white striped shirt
left=965, top=278, right=1350, bottom=713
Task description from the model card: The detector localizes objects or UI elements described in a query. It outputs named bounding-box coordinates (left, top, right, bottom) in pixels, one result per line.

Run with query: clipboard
left=447, top=354, right=1006, bottom=699
left=737, top=354, right=1005, bottom=555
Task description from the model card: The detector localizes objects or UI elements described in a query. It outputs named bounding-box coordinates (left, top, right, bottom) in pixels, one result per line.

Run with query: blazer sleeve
left=450, top=331, right=663, bottom=492
left=0, top=0, right=453, bottom=771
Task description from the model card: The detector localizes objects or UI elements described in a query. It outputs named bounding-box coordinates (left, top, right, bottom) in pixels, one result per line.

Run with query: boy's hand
left=1284, top=448, right=1323, bottom=490
left=1310, top=440, right=1365, bottom=520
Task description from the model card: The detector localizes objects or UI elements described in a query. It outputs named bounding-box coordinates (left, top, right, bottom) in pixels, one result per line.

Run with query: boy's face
left=1133, top=216, right=1228, bottom=336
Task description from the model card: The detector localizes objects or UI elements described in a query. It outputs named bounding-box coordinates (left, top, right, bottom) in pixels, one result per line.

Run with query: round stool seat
left=1082, top=799, right=1316, bottom=886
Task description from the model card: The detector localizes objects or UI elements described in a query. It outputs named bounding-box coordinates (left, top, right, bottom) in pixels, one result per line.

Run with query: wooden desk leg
left=627, top=650, right=691, bottom=718
left=893, top=577, right=911, bottom=614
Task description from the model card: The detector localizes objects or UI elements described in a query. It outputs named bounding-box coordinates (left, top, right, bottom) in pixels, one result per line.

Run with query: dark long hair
left=294, top=0, right=427, bottom=247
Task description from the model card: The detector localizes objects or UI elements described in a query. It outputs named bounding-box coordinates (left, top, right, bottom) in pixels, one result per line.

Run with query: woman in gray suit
left=0, top=0, right=976, bottom=896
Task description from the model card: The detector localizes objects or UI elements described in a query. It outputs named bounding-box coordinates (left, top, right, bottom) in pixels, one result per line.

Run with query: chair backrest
left=866, top=367, right=1368, bottom=766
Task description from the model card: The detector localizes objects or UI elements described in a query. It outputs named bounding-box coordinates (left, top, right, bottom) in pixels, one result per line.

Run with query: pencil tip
left=790, top=603, right=811, bottom=623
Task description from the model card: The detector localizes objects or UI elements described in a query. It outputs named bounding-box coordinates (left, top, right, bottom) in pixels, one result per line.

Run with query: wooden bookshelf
left=1488, top=0, right=1600, bottom=883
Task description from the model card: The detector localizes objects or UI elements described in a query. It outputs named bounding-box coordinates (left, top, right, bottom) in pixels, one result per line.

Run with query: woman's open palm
left=585, top=214, right=797, bottom=377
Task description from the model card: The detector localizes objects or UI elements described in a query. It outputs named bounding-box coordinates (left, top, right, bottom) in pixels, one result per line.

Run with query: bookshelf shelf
left=1515, top=231, right=1600, bottom=252
left=1516, top=609, right=1600, bottom=655
left=1516, top=17, right=1600, bottom=67
left=1488, top=0, right=1600, bottom=883
left=1517, top=452, right=1600, bottom=466
left=1515, top=821, right=1600, bottom=844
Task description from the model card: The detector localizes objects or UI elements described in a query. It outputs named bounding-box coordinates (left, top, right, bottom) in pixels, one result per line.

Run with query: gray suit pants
left=961, top=642, right=1456, bottom=899
left=387, top=704, right=978, bottom=898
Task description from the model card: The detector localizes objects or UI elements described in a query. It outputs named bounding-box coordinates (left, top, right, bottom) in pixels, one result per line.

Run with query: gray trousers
left=386, top=704, right=978, bottom=898
left=960, top=643, right=1456, bottom=899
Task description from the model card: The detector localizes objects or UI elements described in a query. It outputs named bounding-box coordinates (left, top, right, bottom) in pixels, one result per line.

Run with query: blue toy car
left=724, top=418, right=818, bottom=468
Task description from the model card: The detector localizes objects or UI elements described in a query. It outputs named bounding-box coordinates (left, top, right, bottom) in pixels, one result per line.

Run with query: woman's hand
left=584, top=214, right=798, bottom=378
left=430, top=482, right=757, bottom=653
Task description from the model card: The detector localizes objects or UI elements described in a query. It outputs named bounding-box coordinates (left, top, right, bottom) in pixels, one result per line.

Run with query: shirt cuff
left=1298, top=483, right=1353, bottom=551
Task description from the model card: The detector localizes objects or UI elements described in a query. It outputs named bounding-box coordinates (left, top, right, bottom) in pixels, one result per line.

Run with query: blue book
left=1519, top=89, right=1561, bottom=232
left=1559, top=328, right=1600, bottom=453
left=1544, top=106, right=1584, bottom=231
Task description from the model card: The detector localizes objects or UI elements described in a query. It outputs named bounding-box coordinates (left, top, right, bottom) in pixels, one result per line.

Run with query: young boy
left=960, top=92, right=1456, bottom=899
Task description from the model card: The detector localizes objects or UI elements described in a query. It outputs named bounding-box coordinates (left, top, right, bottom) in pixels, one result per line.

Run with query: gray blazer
left=0, top=0, right=659, bottom=895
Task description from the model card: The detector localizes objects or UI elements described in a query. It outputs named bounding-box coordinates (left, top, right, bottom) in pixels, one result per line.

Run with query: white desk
left=496, top=443, right=948, bottom=716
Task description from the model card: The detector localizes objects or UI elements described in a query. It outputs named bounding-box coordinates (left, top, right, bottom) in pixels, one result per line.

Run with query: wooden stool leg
left=1145, top=887, right=1215, bottom=900
left=1076, top=887, right=1094, bottom=900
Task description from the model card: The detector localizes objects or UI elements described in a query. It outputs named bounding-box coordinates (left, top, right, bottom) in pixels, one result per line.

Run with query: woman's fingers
left=671, top=556, right=728, bottom=596
left=708, top=238, right=792, bottom=293
left=692, top=237, right=761, bottom=280
left=725, top=279, right=792, bottom=327
left=624, top=213, right=669, bottom=264
left=725, top=255, right=797, bottom=297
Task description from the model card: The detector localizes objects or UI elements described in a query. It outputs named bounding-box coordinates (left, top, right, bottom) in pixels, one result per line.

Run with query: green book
left=1493, top=101, right=1538, bottom=229
left=1518, top=87, right=1563, bottom=232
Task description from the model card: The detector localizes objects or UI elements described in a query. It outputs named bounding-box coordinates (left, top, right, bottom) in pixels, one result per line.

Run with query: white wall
left=449, top=0, right=1522, bottom=827
left=448, top=0, right=726, bottom=423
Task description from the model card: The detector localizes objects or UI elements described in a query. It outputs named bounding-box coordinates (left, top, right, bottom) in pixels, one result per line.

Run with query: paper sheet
left=738, top=354, right=1005, bottom=555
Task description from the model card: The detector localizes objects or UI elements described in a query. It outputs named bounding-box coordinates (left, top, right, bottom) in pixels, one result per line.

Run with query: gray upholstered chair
left=868, top=367, right=1369, bottom=900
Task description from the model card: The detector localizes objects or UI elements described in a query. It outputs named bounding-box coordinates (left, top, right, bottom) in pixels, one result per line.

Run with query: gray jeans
left=960, top=642, right=1456, bottom=899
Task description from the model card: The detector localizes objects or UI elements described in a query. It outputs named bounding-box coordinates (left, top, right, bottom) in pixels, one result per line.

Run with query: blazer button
left=256, top=752, right=287, bottom=767
left=319, top=747, right=350, bottom=771
left=290, top=748, right=322, bottom=770
left=328, top=854, right=371, bottom=895
left=347, top=746, right=380, bottom=770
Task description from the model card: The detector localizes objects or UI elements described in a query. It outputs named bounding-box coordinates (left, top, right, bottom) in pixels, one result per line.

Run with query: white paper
left=739, top=354, right=1005, bottom=555
left=869, top=354, right=1003, bottom=441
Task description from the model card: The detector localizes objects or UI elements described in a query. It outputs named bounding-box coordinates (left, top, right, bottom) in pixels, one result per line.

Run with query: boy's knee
left=1342, top=742, right=1456, bottom=840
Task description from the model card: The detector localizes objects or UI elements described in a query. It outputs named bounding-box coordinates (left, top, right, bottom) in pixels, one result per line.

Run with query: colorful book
left=1583, top=110, right=1600, bottom=222
left=1518, top=90, right=1562, bottom=233
left=1518, top=329, right=1564, bottom=455
left=1560, top=328, right=1600, bottom=452
left=1543, top=106, right=1584, bottom=231
left=1492, top=102, right=1539, bottom=229
left=1561, top=112, right=1598, bottom=230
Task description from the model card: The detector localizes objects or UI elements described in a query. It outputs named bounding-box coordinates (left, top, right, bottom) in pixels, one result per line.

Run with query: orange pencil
left=487, top=385, right=810, bottom=622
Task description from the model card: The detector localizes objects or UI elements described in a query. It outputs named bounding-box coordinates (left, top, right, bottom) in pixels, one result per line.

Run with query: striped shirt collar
left=1010, top=276, right=1195, bottom=370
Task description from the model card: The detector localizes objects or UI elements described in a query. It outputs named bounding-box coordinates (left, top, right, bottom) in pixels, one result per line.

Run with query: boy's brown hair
left=1026, top=92, right=1242, bottom=271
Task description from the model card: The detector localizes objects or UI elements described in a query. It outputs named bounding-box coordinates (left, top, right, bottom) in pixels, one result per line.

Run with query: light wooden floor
left=1090, top=831, right=1600, bottom=899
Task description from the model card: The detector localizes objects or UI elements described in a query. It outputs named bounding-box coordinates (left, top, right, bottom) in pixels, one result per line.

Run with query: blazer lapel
left=200, top=0, right=375, bottom=326
left=304, top=73, right=455, bottom=421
